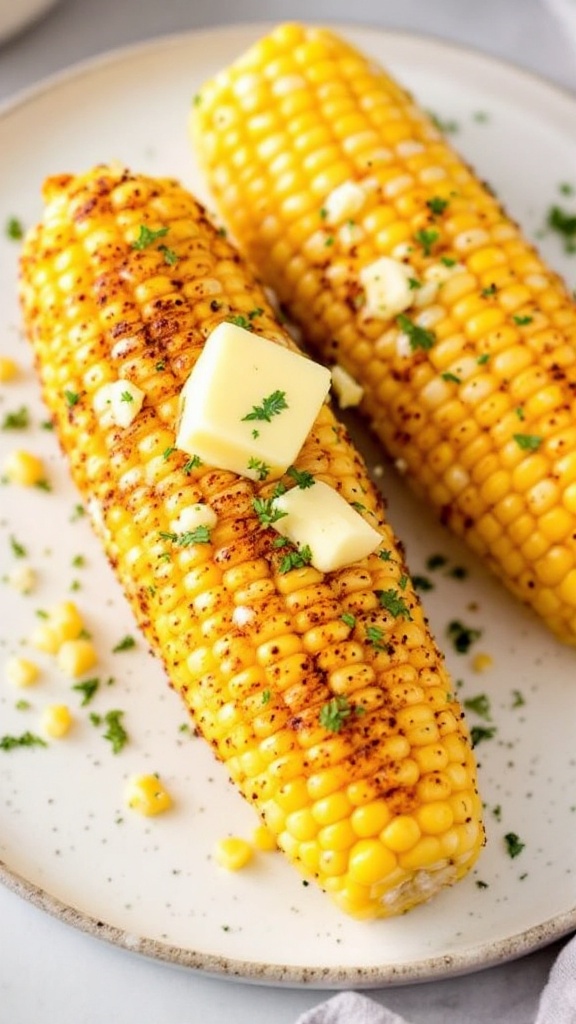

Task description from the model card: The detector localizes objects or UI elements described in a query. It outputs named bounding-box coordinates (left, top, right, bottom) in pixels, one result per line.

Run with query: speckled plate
left=1, top=23, right=576, bottom=988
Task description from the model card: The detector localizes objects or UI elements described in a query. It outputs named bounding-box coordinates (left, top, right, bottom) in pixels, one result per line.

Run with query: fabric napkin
left=295, top=933, right=576, bottom=1024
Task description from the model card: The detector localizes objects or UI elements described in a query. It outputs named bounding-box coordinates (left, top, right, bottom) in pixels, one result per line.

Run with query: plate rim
left=2, top=19, right=576, bottom=989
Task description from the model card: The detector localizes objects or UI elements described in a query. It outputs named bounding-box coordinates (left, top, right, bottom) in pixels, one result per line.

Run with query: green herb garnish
left=72, top=677, right=100, bottom=706
left=396, top=314, right=435, bottom=351
left=0, top=731, right=47, bottom=751
left=112, top=635, right=136, bottom=653
left=504, top=832, right=525, bottom=858
left=132, top=225, right=169, bottom=250
left=375, top=588, right=412, bottom=620
left=286, top=466, right=315, bottom=489
left=514, top=433, right=542, bottom=451
left=242, top=390, right=288, bottom=424
left=319, top=695, right=354, bottom=733
left=1, top=406, right=29, bottom=430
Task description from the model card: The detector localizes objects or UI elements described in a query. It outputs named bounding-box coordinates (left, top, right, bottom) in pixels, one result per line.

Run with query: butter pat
left=272, top=480, right=381, bottom=573
left=323, top=181, right=366, bottom=225
left=359, top=256, right=414, bottom=320
left=176, top=323, right=331, bottom=481
left=331, top=364, right=364, bottom=409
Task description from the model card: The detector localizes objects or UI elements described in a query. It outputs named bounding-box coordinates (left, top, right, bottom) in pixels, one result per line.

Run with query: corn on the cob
left=191, top=22, right=576, bottom=645
left=19, top=164, right=483, bottom=918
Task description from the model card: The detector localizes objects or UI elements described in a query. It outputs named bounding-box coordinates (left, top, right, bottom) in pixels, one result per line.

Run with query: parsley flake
left=278, top=544, right=312, bottom=574
left=514, top=433, right=542, bottom=452
left=101, top=709, right=128, bottom=754
left=252, top=496, right=287, bottom=528
left=375, top=588, right=412, bottom=620
left=0, top=731, right=47, bottom=751
left=247, top=457, right=270, bottom=481
left=132, top=225, right=169, bottom=250
left=242, top=390, right=288, bottom=424
left=319, top=695, right=356, bottom=733
left=112, top=635, right=136, bottom=653
left=1, top=406, right=29, bottom=430
left=470, top=725, right=497, bottom=746
left=9, top=535, right=27, bottom=558
left=415, top=227, right=439, bottom=256
left=426, top=196, right=449, bottom=216
left=64, top=389, right=80, bottom=408
left=396, top=314, right=435, bottom=351
left=504, top=832, right=525, bottom=859
left=5, top=216, right=24, bottom=240
left=286, top=466, right=315, bottom=489
left=159, top=526, right=212, bottom=546
left=447, top=619, right=482, bottom=653
left=72, top=677, right=100, bottom=706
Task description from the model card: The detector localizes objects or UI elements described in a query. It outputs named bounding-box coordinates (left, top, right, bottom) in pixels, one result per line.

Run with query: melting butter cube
left=272, top=480, right=381, bottom=573
left=175, top=323, right=331, bottom=481
left=323, top=181, right=366, bottom=225
left=331, top=364, right=364, bottom=409
left=359, top=256, right=415, bottom=320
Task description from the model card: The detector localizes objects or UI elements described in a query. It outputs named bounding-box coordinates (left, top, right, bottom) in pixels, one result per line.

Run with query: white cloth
left=295, top=934, right=576, bottom=1024
left=536, top=935, right=576, bottom=1024
left=296, top=992, right=411, bottom=1024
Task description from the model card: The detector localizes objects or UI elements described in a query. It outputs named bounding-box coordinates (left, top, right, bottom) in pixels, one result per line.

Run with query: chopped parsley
left=365, top=624, right=387, bottom=651
left=120, top=390, right=134, bottom=403
left=470, top=724, right=497, bottom=746
left=412, top=573, right=433, bottom=592
left=182, top=454, right=203, bottom=474
left=247, top=457, right=270, bottom=481
left=155, top=360, right=166, bottom=371
left=286, top=465, right=315, bottom=489
left=162, top=446, right=176, bottom=461
left=375, top=588, right=412, bottom=620
left=242, top=390, right=288, bottom=424
left=414, top=227, right=439, bottom=256
left=72, top=677, right=100, bottom=706
left=64, top=389, right=80, bottom=408
left=447, top=619, right=482, bottom=653
left=481, top=284, right=497, bottom=297
left=426, top=196, right=449, bottom=216
left=132, top=225, right=169, bottom=250
left=546, top=205, right=576, bottom=253
left=159, top=526, right=212, bottom=546
left=514, top=433, right=542, bottom=452
left=319, top=695, right=358, bottom=733
left=476, top=353, right=490, bottom=365
left=5, top=216, right=24, bottom=240
left=1, top=406, right=30, bottom=430
left=278, top=546, right=313, bottom=574
left=261, top=689, right=271, bottom=705
left=504, top=832, right=525, bottom=859
left=158, top=244, right=178, bottom=266
left=9, top=535, right=27, bottom=558
left=101, top=709, right=128, bottom=754
left=341, top=612, right=356, bottom=629
left=0, top=731, right=47, bottom=751
left=112, top=635, right=136, bottom=653
left=463, top=693, right=492, bottom=720
left=513, top=314, right=533, bottom=326
left=396, top=313, right=435, bottom=352
left=227, top=314, right=252, bottom=330
left=441, top=371, right=461, bottom=384
left=511, top=689, right=526, bottom=708
left=252, top=496, right=287, bottom=528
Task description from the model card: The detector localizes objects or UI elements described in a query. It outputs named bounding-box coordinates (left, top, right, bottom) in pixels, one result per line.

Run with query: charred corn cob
left=19, top=164, right=483, bottom=918
left=191, top=22, right=576, bottom=645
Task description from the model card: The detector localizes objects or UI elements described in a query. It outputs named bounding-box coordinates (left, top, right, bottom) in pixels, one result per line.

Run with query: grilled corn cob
left=191, top=22, right=576, bottom=645
left=19, top=164, right=483, bottom=918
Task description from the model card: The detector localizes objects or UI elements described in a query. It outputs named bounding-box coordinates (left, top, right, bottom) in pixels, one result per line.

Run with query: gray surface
left=0, top=1, right=575, bottom=1021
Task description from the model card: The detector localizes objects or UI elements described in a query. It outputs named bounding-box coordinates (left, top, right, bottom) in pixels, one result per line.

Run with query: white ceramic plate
left=1, top=23, right=576, bottom=988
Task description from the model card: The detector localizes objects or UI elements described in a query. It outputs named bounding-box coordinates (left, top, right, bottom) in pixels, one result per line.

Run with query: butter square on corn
left=272, top=480, right=381, bottom=572
left=175, top=322, right=331, bottom=481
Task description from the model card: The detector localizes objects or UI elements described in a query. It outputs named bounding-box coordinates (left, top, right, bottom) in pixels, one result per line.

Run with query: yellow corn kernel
left=192, top=23, right=576, bottom=645
left=214, top=835, right=254, bottom=871
left=29, top=622, right=60, bottom=654
left=3, top=449, right=46, bottom=486
left=0, top=355, right=18, bottom=382
left=7, top=563, right=36, bottom=594
left=471, top=652, right=493, bottom=673
left=19, top=163, right=483, bottom=919
left=253, top=824, right=277, bottom=851
left=4, top=655, right=39, bottom=687
left=42, top=703, right=73, bottom=738
left=125, top=774, right=173, bottom=816
left=56, top=638, right=97, bottom=678
left=49, top=600, right=84, bottom=644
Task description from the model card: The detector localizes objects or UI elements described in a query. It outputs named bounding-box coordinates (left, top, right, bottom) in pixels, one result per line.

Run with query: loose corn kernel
left=42, top=703, right=73, bottom=738
left=0, top=356, right=18, bottom=382
left=56, top=637, right=97, bottom=678
left=30, top=622, right=60, bottom=654
left=4, top=655, right=40, bottom=688
left=49, top=600, right=84, bottom=645
left=3, top=449, right=46, bottom=486
left=7, top=564, right=37, bottom=594
left=471, top=652, right=493, bottom=673
left=214, top=836, right=254, bottom=871
left=125, top=774, right=173, bottom=816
